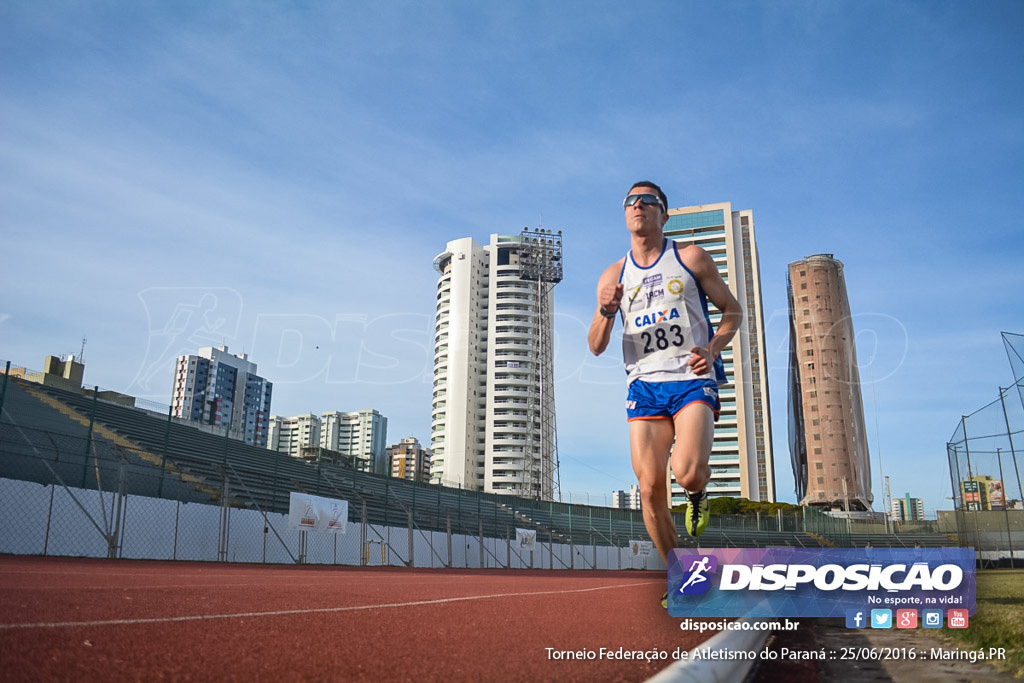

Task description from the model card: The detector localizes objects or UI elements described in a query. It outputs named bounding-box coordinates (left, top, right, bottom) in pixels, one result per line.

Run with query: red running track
left=0, top=555, right=715, bottom=682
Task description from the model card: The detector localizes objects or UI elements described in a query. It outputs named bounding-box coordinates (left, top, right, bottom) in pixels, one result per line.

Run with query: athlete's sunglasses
left=623, top=193, right=666, bottom=211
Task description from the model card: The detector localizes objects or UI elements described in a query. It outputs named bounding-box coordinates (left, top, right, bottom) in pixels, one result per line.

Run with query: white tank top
left=618, top=240, right=726, bottom=386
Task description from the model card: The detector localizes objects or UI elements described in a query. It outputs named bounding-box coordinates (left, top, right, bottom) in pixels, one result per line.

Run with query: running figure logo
left=677, top=554, right=718, bottom=595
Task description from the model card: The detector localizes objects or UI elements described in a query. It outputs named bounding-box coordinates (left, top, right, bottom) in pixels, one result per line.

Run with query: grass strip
left=941, top=569, right=1024, bottom=678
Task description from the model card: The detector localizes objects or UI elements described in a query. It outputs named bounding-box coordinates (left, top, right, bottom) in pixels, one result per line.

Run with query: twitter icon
left=871, top=609, right=892, bottom=629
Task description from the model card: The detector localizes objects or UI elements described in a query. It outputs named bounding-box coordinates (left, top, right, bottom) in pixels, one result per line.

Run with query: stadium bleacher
left=3, top=375, right=946, bottom=556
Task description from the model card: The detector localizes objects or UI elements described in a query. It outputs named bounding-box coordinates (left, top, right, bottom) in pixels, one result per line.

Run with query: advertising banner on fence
left=288, top=492, right=348, bottom=533
left=667, top=547, right=976, bottom=618
left=629, top=540, right=654, bottom=557
left=515, top=528, right=537, bottom=551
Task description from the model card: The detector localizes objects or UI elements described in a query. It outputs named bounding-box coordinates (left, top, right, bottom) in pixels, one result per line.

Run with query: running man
left=678, top=556, right=713, bottom=593
left=588, top=181, right=742, bottom=562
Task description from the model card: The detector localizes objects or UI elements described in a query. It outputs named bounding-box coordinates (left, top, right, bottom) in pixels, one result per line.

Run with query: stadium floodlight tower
left=518, top=227, right=563, bottom=501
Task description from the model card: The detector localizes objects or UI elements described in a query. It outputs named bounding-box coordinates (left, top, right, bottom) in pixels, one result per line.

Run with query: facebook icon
left=846, top=609, right=866, bottom=629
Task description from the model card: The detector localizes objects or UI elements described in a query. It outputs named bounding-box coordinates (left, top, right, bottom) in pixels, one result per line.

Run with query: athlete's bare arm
left=588, top=258, right=626, bottom=356
left=677, top=244, right=743, bottom=373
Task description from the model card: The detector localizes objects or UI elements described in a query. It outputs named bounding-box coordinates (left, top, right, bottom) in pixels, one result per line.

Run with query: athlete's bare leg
left=629, top=418, right=677, bottom=563
left=670, top=403, right=714, bottom=493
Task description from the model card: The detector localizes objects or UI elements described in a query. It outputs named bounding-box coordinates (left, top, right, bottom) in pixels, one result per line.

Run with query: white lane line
left=0, top=581, right=659, bottom=630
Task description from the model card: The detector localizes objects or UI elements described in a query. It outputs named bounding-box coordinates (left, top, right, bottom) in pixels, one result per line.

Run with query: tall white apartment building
left=321, top=409, right=388, bottom=475
left=430, top=232, right=561, bottom=499
left=267, top=413, right=320, bottom=459
left=664, top=203, right=775, bottom=503
left=171, top=345, right=272, bottom=447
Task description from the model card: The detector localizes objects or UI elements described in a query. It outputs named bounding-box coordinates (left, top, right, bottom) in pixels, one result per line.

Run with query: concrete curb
left=646, top=618, right=774, bottom=683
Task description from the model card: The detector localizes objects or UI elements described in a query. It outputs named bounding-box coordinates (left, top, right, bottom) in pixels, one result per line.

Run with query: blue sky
left=2, top=1, right=1022, bottom=515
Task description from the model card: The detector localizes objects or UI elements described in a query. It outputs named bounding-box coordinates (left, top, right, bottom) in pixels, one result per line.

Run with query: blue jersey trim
left=671, top=241, right=727, bottom=385
left=627, top=239, right=668, bottom=270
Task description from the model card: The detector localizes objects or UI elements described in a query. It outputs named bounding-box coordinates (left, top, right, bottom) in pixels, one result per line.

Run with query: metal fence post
left=218, top=478, right=230, bottom=562
left=80, top=386, right=99, bottom=488
left=960, top=414, right=985, bottom=555
left=408, top=509, right=414, bottom=567
left=43, top=484, right=55, bottom=556
left=263, top=513, right=269, bottom=563
left=158, top=405, right=173, bottom=498
left=221, top=421, right=231, bottom=468
left=568, top=506, right=573, bottom=569
left=0, top=361, right=10, bottom=419
left=360, top=501, right=367, bottom=567
left=108, top=459, right=127, bottom=559
left=999, top=387, right=1022, bottom=565
left=173, top=500, right=180, bottom=561
left=549, top=530, right=553, bottom=570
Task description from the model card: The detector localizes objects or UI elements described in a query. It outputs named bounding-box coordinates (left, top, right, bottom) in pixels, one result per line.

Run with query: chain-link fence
left=0, top=418, right=656, bottom=569
left=0, top=365, right=855, bottom=566
left=946, top=332, right=1024, bottom=566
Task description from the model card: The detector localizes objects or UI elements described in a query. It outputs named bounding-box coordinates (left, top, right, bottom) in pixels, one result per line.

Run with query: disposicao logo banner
left=666, top=547, right=975, bottom=618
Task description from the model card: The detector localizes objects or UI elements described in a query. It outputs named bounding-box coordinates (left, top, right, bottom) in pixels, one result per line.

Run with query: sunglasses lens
left=623, top=194, right=662, bottom=209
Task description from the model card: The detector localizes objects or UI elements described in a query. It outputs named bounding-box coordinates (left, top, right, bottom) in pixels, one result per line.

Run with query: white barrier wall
left=0, top=478, right=665, bottom=571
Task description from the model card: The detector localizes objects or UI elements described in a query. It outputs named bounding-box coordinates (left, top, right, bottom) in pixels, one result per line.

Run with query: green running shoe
left=660, top=591, right=668, bottom=609
left=685, top=488, right=709, bottom=538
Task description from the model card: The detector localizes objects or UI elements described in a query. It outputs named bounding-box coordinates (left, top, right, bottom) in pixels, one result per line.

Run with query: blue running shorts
left=625, top=378, right=721, bottom=422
